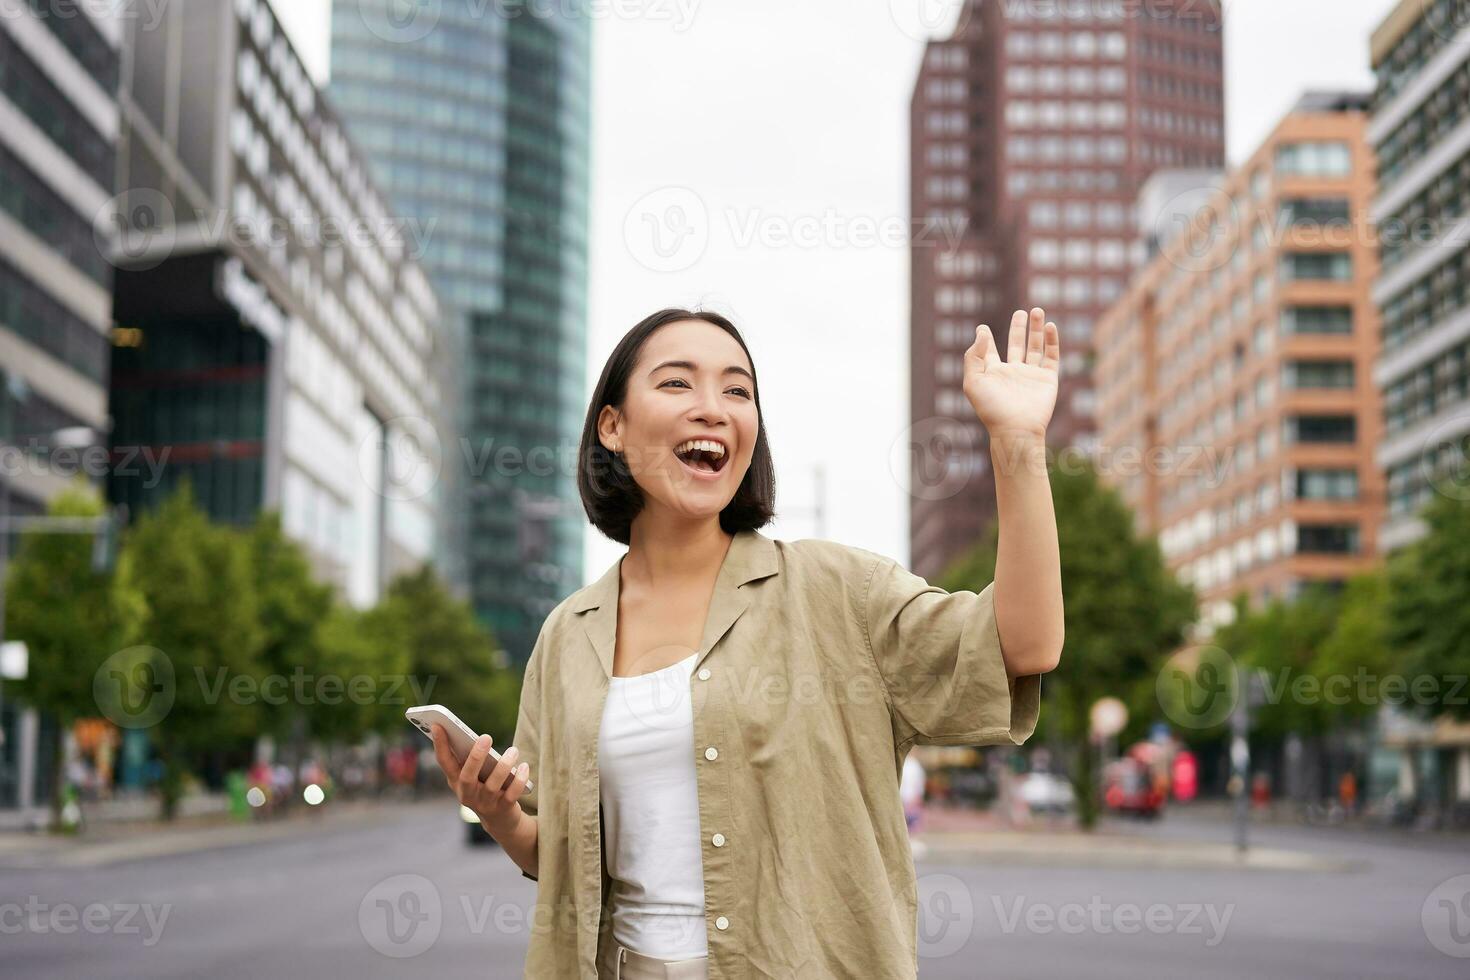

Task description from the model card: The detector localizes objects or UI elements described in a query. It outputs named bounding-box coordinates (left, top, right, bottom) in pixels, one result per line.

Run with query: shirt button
left=697, top=667, right=711, bottom=680
left=712, top=833, right=726, bottom=847
left=715, top=916, right=729, bottom=931
left=704, top=746, right=718, bottom=761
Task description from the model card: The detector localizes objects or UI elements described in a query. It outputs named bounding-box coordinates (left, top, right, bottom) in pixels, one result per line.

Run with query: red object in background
left=1251, top=772, right=1270, bottom=807
left=385, top=746, right=418, bottom=785
left=1171, top=750, right=1198, bottom=802
left=1102, top=758, right=1165, bottom=818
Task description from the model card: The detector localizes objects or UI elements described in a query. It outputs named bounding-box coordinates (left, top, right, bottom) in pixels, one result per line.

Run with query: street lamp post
left=1230, top=667, right=1265, bottom=853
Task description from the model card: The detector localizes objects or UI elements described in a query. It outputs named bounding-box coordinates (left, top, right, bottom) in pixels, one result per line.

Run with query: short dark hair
left=578, top=308, right=777, bottom=545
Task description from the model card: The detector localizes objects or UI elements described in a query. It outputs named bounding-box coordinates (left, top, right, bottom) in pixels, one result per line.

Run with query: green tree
left=1313, top=565, right=1395, bottom=722
left=248, top=510, right=333, bottom=798
left=363, top=565, right=520, bottom=746
left=118, top=480, right=264, bottom=818
left=1217, top=583, right=1342, bottom=741
left=309, top=601, right=409, bottom=745
left=3, top=481, right=145, bottom=828
left=1386, top=488, right=1470, bottom=721
left=941, top=458, right=1196, bottom=829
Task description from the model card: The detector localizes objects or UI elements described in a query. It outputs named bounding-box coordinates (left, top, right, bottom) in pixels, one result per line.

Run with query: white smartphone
left=405, top=704, right=533, bottom=793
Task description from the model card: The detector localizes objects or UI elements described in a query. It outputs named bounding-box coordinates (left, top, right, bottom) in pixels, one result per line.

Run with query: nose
left=689, top=386, right=731, bottom=427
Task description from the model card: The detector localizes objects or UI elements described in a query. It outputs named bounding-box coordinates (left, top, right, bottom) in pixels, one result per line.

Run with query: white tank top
left=598, top=651, right=709, bottom=958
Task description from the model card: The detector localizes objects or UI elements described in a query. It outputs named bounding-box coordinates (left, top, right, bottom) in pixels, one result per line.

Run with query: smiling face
left=598, top=319, right=759, bottom=522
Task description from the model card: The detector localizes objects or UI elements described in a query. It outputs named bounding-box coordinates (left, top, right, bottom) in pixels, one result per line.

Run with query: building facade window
left=1275, top=141, right=1351, bottom=177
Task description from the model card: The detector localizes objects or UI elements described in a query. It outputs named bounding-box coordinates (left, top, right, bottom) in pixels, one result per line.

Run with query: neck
left=622, top=518, right=733, bottom=594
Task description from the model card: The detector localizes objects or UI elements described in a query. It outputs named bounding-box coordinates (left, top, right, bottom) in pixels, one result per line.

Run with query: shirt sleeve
left=862, top=555, right=1041, bottom=749
left=511, top=624, right=545, bottom=881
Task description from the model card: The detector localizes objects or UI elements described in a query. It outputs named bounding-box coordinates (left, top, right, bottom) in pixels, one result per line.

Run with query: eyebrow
left=647, top=360, right=755, bottom=385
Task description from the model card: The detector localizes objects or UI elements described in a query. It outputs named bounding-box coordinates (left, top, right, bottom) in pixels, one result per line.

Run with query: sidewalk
left=0, top=792, right=233, bottom=834
left=0, top=795, right=448, bottom=870
left=912, top=804, right=1364, bottom=872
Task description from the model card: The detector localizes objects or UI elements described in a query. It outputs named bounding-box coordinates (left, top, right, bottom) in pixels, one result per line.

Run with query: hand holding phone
left=407, top=704, right=534, bottom=800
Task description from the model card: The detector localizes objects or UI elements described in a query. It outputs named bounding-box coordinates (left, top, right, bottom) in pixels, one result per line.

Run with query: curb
left=917, top=831, right=1365, bottom=873
left=0, top=797, right=453, bottom=870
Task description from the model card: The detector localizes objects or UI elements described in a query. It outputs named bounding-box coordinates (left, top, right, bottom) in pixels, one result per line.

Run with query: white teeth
left=675, top=439, right=726, bottom=458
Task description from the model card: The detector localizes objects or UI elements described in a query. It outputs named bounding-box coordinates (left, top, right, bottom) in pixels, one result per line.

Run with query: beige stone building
left=1095, top=92, right=1384, bottom=637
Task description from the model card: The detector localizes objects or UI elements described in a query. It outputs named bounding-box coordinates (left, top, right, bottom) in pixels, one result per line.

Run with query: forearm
left=989, top=429, right=1064, bottom=675
left=485, top=808, right=538, bottom=879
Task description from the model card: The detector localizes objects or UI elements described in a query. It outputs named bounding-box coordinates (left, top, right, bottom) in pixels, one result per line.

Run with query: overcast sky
left=272, top=0, right=1394, bottom=582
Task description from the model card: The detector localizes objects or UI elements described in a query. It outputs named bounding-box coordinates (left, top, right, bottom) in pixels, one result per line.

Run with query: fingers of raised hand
left=1042, top=319, right=1061, bottom=370
left=967, top=324, right=993, bottom=372
left=1027, top=308, right=1046, bottom=364
left=1006, top=310, right=1028, bottom=363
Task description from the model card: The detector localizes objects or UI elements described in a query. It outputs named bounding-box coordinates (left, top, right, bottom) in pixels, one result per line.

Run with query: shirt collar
left=572, top=527, right=781, bottom=679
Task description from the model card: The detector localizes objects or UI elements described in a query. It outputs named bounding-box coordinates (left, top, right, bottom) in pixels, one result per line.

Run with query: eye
left=660, top=379, right=752, bottom=399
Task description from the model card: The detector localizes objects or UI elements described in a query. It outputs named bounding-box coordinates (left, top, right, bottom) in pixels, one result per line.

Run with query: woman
left=431, top=307, right=1065, bottom=978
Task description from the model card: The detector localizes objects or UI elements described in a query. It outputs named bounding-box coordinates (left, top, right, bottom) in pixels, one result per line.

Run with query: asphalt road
left=1, top=803, right=1466, bottom=978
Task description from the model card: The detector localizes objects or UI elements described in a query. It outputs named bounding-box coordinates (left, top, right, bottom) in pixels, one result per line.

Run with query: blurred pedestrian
left=1339, top=770, right=1357, bottom=818
left=902, top=752, right=928, bottom=859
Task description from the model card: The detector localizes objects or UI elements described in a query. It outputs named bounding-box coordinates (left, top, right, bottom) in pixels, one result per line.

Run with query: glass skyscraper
left=330, top=0, right=591, bottom=664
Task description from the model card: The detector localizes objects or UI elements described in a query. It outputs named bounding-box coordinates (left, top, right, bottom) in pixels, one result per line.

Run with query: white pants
left=599, top=939, right=709, bottom=980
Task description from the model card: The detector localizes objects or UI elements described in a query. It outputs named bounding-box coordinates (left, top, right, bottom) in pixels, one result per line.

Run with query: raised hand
left=963, top=307, right=1060, bottom=441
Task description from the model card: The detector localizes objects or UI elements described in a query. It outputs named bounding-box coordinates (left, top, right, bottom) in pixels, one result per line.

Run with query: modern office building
left=1365, top=0, right=1470, bottom=826
left=107, top=0, right=445, bottom=608
left=908, top=0, right=1226, bottom=578
left=1368, top=0, right=1470, bottom=552
left=0, top=1, right=123, bottom=813
left=0, top=1, right=118, bottom=508
left=330, top=0, right=591, bottom=663
left=1094, top=92, right=1382, bottom=635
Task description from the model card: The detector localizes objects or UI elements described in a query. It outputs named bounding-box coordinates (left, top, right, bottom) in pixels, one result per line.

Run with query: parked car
left=1019, top=771, right=1075, bottom=814
left=944, top=767, right=996, bottom=807
left=1103, top=758, right=1164, bottom=819
left=463, top=805, right=498, bottom=845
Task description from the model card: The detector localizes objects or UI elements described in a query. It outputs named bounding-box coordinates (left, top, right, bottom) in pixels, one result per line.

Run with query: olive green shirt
left=511, top=528, right=1042, bottom=978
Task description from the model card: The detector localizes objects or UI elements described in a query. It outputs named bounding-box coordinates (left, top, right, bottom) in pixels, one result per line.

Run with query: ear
left=596, top=406, right=621, bottom=452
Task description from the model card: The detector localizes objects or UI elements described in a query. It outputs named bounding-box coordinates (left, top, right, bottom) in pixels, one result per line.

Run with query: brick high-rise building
left=1095, top=92, right=1382, bottom=637
left=908, top=0, right=1225, bottom=578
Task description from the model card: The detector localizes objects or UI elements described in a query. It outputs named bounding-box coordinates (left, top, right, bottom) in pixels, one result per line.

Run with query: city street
left=2, top=800, right=1465, bottom=978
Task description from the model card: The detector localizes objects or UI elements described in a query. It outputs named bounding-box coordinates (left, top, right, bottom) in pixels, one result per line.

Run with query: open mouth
left=674, top=440, right=729, bottom=475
